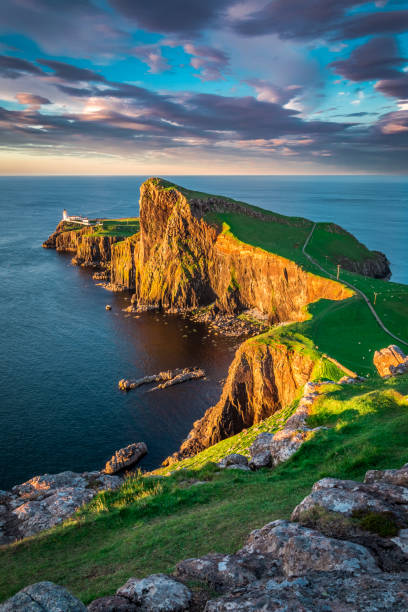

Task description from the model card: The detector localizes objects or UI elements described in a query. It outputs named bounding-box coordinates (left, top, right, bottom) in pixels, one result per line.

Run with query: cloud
left=246, top=79, right=302, bottom=105
left=15, top=92, right=51, bottom=109
left=182, top=43, right=229, bottom=81
left=231, top=0, right=408, bottom=41
left=0, top=55, right=44, bottom=79
left=0, top=0, right=124, bottom=55
left=132, top=45, right=170, bottom=73
left=38, top=59, right=106, bottom=83
left=109, top=0, right=234, bottom=35
left=330, top=37, right=406, bottom=81
left=375, top=74, right=408, bottom=98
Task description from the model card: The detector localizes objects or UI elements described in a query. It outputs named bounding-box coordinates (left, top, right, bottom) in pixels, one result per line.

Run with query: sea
left=0, top=175, right=407, bottom=489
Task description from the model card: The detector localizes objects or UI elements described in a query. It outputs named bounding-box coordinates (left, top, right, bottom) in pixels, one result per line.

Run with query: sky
left=0, top=0, right=408, bottom=175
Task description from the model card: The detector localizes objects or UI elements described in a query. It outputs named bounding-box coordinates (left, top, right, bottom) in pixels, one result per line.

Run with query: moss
left=352, top=510, right=400, bottom=537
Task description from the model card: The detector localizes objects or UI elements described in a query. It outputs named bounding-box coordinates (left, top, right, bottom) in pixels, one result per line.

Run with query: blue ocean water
left=0, top=175, right=407, bottom=489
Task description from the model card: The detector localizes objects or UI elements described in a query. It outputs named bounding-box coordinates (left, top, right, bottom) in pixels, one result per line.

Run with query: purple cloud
left=0, top=55, right=44, bottom=79
left=330, top=37, right=406, bottom=81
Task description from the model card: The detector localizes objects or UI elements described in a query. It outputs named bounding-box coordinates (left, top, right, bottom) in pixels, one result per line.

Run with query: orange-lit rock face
left=373, top=345, right=408, bottom=377
left=132, top=181, right=352, bottom=319
left=163, top=340, right=317, bottom=465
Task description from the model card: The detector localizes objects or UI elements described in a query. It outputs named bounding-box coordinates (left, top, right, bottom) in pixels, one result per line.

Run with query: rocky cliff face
left=43, top=222, right=121, bottom=268
left=164, top=339, right=317, bottom=464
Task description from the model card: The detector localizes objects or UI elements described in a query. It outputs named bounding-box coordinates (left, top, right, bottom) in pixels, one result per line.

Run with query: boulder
left=103, top=443, right=147, bottom=475
left=217, top=454, right=248, bottom=469
left=248, top=433, right=273, bottom=469
left=0, top=581, right=86, bottom=611
left=176, top=553, right=257, bottom=589
left=373, top=345, right=408, bottom=377
left=204, top=571, right=408, bottom=611
left=241, top=519, right=378, bottom=576
left=365, top=464, right=408, bottom=488
left=87, top=595, right=137, bottom=611
left=1, top=471, right=121, bottom=543
left=116, top=574, right=191, bottom=612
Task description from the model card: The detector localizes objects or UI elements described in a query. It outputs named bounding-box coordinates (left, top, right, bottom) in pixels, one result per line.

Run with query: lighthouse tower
left=62, top=209, right=68, bottom=221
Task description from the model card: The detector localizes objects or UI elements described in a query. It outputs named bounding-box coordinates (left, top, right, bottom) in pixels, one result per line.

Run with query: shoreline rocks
left=118, top=368, right=205, bottom=392
left=103, top=442, right=148, bottom=475
left=374, top=345, right=408, bottom=377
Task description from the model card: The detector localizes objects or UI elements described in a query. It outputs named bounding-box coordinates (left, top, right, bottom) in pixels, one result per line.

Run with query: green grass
left=308, top=223, right=378, bottom=265
left=1, top=375, right=407, bottom=605
left=89, top=218, right=140, bottom=238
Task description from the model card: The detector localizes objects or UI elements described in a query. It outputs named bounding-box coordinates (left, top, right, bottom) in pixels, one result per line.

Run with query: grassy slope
left=1, top=374, right=407, bottom=604
left=62, top=218, right=140, bottom=239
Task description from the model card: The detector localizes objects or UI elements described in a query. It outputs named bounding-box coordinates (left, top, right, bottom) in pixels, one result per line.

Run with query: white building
left=62, top=210, right=91, bottom=225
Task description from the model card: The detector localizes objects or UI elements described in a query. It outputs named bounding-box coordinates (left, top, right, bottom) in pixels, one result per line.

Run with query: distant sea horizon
left=1, top=174, right=407, bottom=489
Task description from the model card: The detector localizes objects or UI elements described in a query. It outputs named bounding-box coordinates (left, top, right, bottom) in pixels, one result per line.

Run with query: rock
left=0, top=471, right=121, bottom=543
left=119, top=369, right=205, bottom=392
left=116, top=574, right=191, bottom=611
left=87, top=595, right=137, bottom=611
left=176, top=554, right=257, bottom=589
left=217, top=454, right=248, bottom=469
left=291, top=477, right=408, bottom=524
left=103, top=443, right=147, bottom=475
left=364, top=464, right=408, bottom=488
left=105, top=305, right=112, bottom=310
left=0, top=581, right=86, bottom=611
left=249, top=433, right=273, bottom=469
left=373, top=345, right=408, bottom=377
left=241, top=519, right=378, bottom=576
left=204, top=571, right=408, bottom=611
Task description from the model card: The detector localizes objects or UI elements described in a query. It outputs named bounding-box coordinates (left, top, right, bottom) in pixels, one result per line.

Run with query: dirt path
left=303, top=223, right=408, bottom=347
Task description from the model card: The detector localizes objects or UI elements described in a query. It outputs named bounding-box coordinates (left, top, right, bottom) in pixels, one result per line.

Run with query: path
left=302, top=223, right=408, bottom=348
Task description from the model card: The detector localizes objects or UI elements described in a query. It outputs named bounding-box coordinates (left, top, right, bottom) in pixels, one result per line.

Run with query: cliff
left=43, top=221, right=121, bottom=268
left=164, top=338, right=317, bottom=464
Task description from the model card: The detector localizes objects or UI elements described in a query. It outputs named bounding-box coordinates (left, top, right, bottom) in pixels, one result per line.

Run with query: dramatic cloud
left=182, top=43, right=229, bottom=81
left=109, top=0, right=234, bottom=35
left=15, top=92, right=51, bottom=109
left=38, top=60, right=106, bottom=83
left=331, top=37, right=408, bottom=99
left=0, top=55, right=44, bottom=79
left=232, top=0, right=408, bottom=41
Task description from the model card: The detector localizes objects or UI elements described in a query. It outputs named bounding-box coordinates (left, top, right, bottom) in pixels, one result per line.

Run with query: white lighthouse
left=62, top=209, right=68, bottom=221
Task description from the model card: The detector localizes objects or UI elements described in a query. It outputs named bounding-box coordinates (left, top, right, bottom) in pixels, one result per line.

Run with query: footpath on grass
left=303, top=223, right=408, bottom=348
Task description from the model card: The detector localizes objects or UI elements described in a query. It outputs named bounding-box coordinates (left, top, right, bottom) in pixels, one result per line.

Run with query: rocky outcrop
left=5, top=464, right=408, bottom=611
left=0, top=470, right=121, bottom=545
left=42, top=221, right=121, bottom=269
left=0, top=581, right=86, bottom=611
left=164, top=340, right=318, bottom=464
left=103, top=443, right=148, bottom=475
left=374, top=345, right=408, bottom=377
left=118, top=368, right=205, bottom=392
left=248, top=380, right=331, bottom=469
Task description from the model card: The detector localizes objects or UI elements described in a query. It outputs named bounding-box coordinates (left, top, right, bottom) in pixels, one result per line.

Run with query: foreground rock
left=5, top=464, right=408, bottom=610
left=0, top=581, right=86, bottom=611
left=0, top=471, right=121, bottom=545
left=248, top=380, right=331, bottom=470
left=103, top=442, right=148, bottom=475
left=374, top=345, right=408, bottom=377
left=118, top=368, right=205, bottom=392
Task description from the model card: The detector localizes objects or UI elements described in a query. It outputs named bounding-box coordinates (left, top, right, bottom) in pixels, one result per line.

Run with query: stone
left=116, top=574, right=191, bottom=611
left=241, top=519, right=378, bottom=576
left=373, top=344, right=408, bottom=377
left=248, top=433, right=273, bottom=469
left=364, top=464, right=408, bottom=488
left=105, top=305, right=112, bottom=310
left=176, top=553, right=257, bottom=589
left=1, top=471, right=121, bottom=543
left=217, top=454, right=248, bottom=469
left=0, top=581, right=86, bottom=611
left=87, top=595, right=137, bottom=611
left=103, top=443, right=147, bottom=475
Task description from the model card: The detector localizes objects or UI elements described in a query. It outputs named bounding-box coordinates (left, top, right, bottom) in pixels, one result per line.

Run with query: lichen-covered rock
left=0, top=471, right=121, bottom=544
left=291, top=477, right=408, bottom=524
left=176, top=553, right=258, bottom=589
left=204, top=571, right=408, bottom=611
left=87, top=595, right=137, bottom=611
left=365, top=464, right=408, bottom=488
left=217, top=454, right=249, bottom=469
left=373, top=345, right=408, bottom=377
left=116, top=574, right=191, bottom=612
left=241, top=519, right=378, bottom=576
left=0, top=581, right=86, bottom=611
left=103, top=443, right=147, bottom=475
left=249, top=433, right=273, bottom=469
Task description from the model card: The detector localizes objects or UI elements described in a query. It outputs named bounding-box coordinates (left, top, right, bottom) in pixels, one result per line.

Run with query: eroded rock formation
left=374, top=345, right=408, bottom=377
